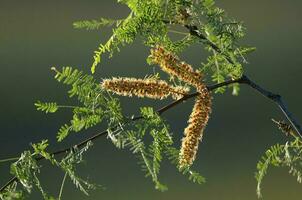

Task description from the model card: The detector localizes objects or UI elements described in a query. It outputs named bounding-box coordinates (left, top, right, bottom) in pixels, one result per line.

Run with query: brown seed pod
left=101, top=77, right=189, bottom=100
left=179, top=90, right=212, bottom=168
left=149, top=45, right=202, bottom=88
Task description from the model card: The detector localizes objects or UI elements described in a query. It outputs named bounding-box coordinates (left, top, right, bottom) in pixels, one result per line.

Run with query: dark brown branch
left=180, top=21, right=302, bottom=137
left=239, top=75, right=302, bottom=138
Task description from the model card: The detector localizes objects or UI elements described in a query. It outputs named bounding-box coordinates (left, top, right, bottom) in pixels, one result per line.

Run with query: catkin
left=102, top=45, right=212, bottom=168
left=101, top=77, right=189, bottom=100
left=179, top=90, right=212, bottom=168
left=149, top=45, right=202, bottom=88
left=149, top=45, right=213, bottom=167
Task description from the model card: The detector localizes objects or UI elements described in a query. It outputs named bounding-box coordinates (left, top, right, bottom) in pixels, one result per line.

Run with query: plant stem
left=58, top=172, right=67, bottom=200
left=2, top=75, right=300, bottom=193
left=0, top=78, right=238, bottom=193
left=0, top=157, right=19, bottom=163
left=180, top=21, right=302, bottom=137
left=239, top=75, right=302, bottom=138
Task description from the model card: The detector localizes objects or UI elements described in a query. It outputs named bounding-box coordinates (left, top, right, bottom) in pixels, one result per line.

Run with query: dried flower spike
left=179, top=91, right=212, bottom=168
left=272, top=119, right=296, bottom=137
left=101, top=77, right=189, bottom=100
left=149, top=45, right=202, bottom=88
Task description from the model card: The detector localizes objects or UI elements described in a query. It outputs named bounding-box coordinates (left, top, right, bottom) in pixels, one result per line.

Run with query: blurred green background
left=1, top=0, right=302, bottom=199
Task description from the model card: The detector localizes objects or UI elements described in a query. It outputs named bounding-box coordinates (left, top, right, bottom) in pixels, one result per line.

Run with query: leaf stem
left=58, top=172, right=67, bottom=200
left=0, top=157, right=19, bottom=163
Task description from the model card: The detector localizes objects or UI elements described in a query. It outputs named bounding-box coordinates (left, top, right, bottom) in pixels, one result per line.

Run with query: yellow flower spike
left=101, top=77, right=188, bottom=100
left=179, top=91, right=212, bottom=168
left=149, top=45, right=213, bottom=168
left=150, top=45, right=202, bottom=88
left=102, top=46, right=212, bottom=168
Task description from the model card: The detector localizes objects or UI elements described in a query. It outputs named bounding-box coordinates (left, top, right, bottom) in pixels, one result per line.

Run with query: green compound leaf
left=35, top=101, right=58, bottom=113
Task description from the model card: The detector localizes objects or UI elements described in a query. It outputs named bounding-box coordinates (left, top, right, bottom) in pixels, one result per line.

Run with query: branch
left=2, top=19, right=302, bottom=193
left=180, top=22, right=302, bottom=137
left=1, top=74, right=301, bottom=192
left=239, top=75, right=302, bottom=138
left=184, top=24, right=235, bottom=63
left=2, top=74, right=301, bottom=192
left=163, top=20, right=235, bottom=65
left=0, top=78, right=238, bottom=193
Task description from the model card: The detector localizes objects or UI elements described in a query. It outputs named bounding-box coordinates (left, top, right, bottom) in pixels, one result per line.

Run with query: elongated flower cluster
left=149, top=45, right=212, bottom=168
left=149, top=45, right=202, bottom=88
left=179, top=91, right=212, bottom=168
left=101, top=77, right=189, bottom=100
left=101, top=45, right=212, bottom=168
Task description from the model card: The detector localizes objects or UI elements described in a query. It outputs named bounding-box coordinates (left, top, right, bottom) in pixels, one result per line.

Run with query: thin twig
left=162, top=20, right=236, bottom=66
left=0, top=157, right=19, bottom=163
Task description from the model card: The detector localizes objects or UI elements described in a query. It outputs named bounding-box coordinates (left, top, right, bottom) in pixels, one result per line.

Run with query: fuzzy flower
left=179, top=91, right=212, bottom=168
left=101, top=77, right=189, bottom=100
left=149, top=45, right=202, bottom=88
left=149, top=45, right=213, bottom=167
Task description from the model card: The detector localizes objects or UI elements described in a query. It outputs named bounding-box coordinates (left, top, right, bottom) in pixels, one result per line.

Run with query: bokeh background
left=1, top=0, right=302, bottom=199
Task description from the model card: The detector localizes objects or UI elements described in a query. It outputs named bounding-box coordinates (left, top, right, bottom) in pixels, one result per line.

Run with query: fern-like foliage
left=9, top=144, right=54, bottom=199
left=4, top=0, right=295, bottom=199
left=91, top=0, right=166, bottom=73
left=58, top=142, right=96, bottom=195
left=73, top=18, right=122, bottom=30
left=109, top=107, right=205, bottom=191
left=164, top=146, right=206, bottom=184
left=3, top=140, right=96, bottom=199
left=30, top=61, right=207, bottom=195
left=191, top=0, right=256, bottom=93
left=56, top=124, right=71, bottom=142
left=256, top=138, right=302, bottom=198
left=88, top=0, right=206, bottom=74
left=9, top=151, right=36, bottom=193
left=36, top=67, right=122, bottom=141
left=76, top=0, right=255, bottom=96
left=35, top=101, right=58, bottom=113
left=107, top=107, right=171, bottom=191
left=0, top=182, right=25, bottom=200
